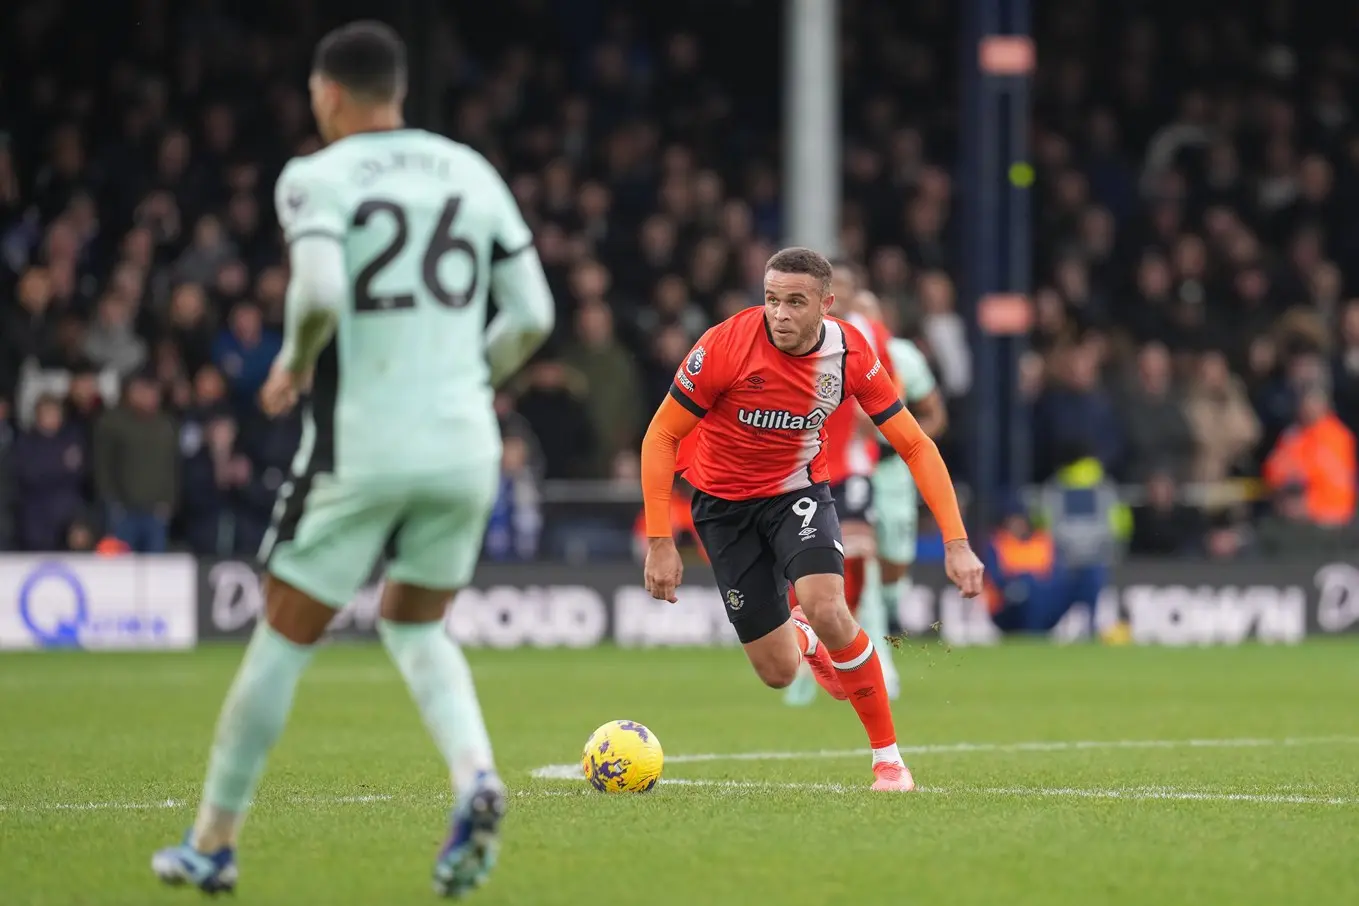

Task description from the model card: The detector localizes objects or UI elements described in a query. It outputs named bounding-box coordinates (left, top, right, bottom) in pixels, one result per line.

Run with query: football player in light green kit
left=857, top=291, right=947, bottom=699
left=152, top=22, right=553, bottom=899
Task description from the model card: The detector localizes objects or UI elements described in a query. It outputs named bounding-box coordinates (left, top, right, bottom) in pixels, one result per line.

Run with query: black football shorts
left=691, top=482, right=844, bottom=644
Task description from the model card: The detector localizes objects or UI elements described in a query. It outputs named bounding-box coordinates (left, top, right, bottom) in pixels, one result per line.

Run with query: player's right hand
left=944, top=539, right=985, bottom=598
left=644, top=537, right=684, bottom=603
left=260, top=360, right=299, bottom=418
left=260, top=360, right=314, bottom=418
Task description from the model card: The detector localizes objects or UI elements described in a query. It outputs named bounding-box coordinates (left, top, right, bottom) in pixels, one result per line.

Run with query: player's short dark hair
left=313, top=21, right=407, bottom=102
left=765, top=247, right=833, bottom=294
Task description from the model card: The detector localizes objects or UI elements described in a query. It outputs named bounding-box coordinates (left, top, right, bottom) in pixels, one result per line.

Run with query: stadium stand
left=1, top=0, right=1356, bottom=559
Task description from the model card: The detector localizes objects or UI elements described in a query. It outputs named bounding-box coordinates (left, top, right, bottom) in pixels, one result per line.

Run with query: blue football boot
left=151, top=832, right=238, bottom=894
left=433, top=771, right=507, bottom=898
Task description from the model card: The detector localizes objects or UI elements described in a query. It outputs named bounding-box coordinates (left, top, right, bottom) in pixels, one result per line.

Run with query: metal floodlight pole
left=783, top=0, right=839, bottom=256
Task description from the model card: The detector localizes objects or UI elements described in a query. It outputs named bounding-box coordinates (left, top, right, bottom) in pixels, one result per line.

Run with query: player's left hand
left=944, top=539, right=985, bottom=598
left=260, top=360, right=302, bottom=417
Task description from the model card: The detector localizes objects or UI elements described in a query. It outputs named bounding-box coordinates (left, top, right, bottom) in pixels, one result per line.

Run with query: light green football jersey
left=274, top=129, right=531, bottom=482
left=875, top=337, right=935, bottom=445
left=889, top=337, right=936, bottom=405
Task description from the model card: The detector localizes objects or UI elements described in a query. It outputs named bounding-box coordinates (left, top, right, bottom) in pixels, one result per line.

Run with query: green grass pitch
left=2, top=641, right=1357, bottom=905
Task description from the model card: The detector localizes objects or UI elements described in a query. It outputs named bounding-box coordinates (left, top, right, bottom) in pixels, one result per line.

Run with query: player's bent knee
left=754, top=657, right=800, bottom=689
left=263, top=575, right=336, bottom=645
left=381, top=582, right=457, bottom=624
left=742, top=623, right=802, bottom=688
left=748, top=647, right=801, bottom=688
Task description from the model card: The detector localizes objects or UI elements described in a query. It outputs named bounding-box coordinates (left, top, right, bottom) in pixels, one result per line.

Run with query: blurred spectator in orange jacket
left=1262, top=385, right=1356, bottom=526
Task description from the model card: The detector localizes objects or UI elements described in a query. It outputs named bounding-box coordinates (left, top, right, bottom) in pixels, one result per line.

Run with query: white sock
left=872, top=743, right=903, bottom=765
left=379, top=620, right=495, bottom=797
left=193, top=623, right=315, bottom=851
left=792, top=618, right=818, bottom=656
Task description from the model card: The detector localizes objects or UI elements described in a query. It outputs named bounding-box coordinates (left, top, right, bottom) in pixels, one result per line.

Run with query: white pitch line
left=0, top=798, right=188, bottom=813
left=949, top=785, right=1359, bottom=806
left=659, top=734, right=1359, bottom=765
left=4, top=782, right=1356, bottom=813
left=7, top=737, right=1357, bottom=814
left=531, top=735, right=1359, bottom=805
left=0, top=793, right=395, bottom=814
left=534, top=735, right=1359, bottom=776
left=562, top=778, right=1359, bottom=805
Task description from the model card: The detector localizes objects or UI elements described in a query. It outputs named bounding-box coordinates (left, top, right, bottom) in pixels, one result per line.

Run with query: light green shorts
left=260, top=463, right=498, bottom=608
left=871, top=456, right=920, bottom=566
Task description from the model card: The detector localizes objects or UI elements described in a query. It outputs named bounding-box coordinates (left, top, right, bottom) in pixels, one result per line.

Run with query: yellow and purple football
left=581, top=720, right=664, bottom=793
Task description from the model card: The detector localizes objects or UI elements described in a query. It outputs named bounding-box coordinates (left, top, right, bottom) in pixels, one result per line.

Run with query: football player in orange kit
left=640, top=247, right=983, bottom=791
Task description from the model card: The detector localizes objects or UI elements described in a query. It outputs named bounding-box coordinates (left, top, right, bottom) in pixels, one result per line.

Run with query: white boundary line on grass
left=5, top=736, right=1357, bottom=814
left=532, top=734, right=1359, bottom=806
left=608, top=778, right=1359, bottom=805
left=5, top=784, right=1356, bottom=811
left=0, top=794, right=399, bottom=814
left=658, top=733, right=1359, bottom=765
left=535, top=734, right=1359, bottom=776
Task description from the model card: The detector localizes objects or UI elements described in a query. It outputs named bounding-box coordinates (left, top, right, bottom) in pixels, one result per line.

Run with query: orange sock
left=843, top=558, right=865, bottom=615
left=829, top=629, right=896, bottom=749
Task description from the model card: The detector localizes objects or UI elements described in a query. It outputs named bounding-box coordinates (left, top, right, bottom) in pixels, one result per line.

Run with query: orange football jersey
left=670, top=307, right=902, bottom=501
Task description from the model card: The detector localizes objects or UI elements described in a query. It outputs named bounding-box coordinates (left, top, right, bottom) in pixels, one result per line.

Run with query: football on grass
left=581, top=720, right=664, bottom=793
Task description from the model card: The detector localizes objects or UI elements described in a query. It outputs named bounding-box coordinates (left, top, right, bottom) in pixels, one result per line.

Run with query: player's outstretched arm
left=847, top=324, right=983, bottom=595
left=486, top=247, right=555, bottom=386
left=640, top=395, right=702, bottom=602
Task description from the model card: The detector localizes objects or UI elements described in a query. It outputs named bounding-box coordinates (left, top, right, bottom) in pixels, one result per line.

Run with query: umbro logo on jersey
left=746, top=374, right=765, bottom=387
left=737, top=407, right=827, bottom=430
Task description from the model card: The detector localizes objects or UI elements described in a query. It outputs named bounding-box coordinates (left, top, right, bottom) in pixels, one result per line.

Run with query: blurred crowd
left=0, top=0, right=1356, bottom=560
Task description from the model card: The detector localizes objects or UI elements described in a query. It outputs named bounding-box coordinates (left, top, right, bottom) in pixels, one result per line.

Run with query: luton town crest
left=816, top=372, right=840, bottom=401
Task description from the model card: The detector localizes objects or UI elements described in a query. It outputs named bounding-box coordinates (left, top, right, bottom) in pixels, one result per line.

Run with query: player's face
left=763, top=270, right=832, bottom=354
